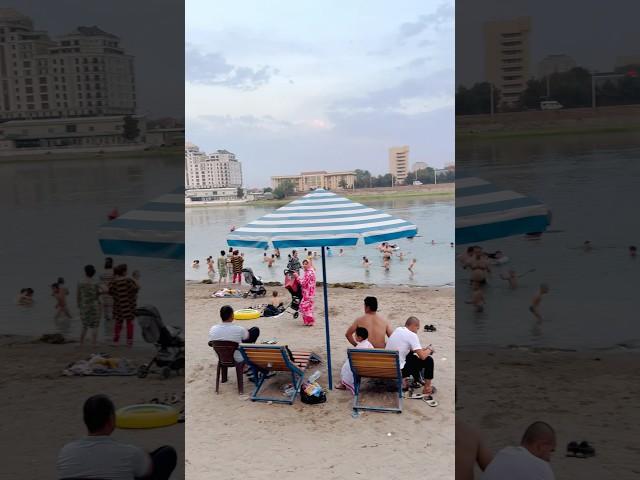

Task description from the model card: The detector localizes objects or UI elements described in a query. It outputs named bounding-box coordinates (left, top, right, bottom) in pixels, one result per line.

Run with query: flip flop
left=566, top=441, right=579, bottom=457
left=423, top=397, right=438, bottom=407
left=407, top=392, right=427, bottom=399
left=576, top=441, right=596, bottom=458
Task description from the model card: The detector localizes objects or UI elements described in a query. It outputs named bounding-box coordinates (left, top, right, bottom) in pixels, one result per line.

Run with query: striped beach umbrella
left=228, top=188, right=418, bottom=389
left=456, top=176, right=550, bottom=244
left=98, top=187, right=184, bottom=260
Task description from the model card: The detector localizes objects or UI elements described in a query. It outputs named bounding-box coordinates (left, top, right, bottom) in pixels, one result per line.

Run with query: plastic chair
left=209, top=340, right=244, bottom=394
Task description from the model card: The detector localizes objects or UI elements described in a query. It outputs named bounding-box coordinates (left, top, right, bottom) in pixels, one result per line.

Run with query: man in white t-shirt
left=385, top=316, right=435, bottom=396
left=208, top=305, right=260, bottom=364
left=57, top=394, right=177, bottom=480
left=482, top=421, right=556, bottom=480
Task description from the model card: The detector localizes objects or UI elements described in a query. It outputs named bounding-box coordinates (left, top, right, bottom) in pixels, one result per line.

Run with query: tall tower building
left=484, top=17, right=531, bottom=106
left=389, top=145, right=409, bottom=185
left=185, top=144, right=243, bottom=189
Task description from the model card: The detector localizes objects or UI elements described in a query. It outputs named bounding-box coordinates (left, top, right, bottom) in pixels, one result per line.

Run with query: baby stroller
left=284, top=269, right=302, bottom=319
left=242, top=268, right=267, bottom=298
left=135, top=305, right=185, bottom=379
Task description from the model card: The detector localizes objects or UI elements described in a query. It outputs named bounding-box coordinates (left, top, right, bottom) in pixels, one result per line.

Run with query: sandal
left=407, top=392, right=427, bottom=399
left=576, top=441, right=596, bottom=458
left=566, top=441, right=579, bottom=457
left=423, top=397, right=438, bottom=407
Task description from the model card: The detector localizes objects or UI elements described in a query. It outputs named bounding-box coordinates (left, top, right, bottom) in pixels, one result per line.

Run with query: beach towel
left=211, top=288, right=245, bottom=298
left=63, top=353, right=137, bottom=376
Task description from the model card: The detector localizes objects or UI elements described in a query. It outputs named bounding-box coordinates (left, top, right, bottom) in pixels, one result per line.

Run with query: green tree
left=338, top=178, right=348, bottom=189
left=354, top=169, right=372, bottom=188
left=456, top=82, right=500, bottom=115
left=123, top=115, right=140, bottom=140
left=263, top=187, right=273, bottom=193
left=237, top=187, right=244, bottom=199
left=272, top=180, right=295, bottom=199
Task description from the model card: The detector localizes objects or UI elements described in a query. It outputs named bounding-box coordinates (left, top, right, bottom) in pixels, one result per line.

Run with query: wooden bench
left=239, top=345, right=312, bottom=404
left=348, top=349, right=403, bottom=413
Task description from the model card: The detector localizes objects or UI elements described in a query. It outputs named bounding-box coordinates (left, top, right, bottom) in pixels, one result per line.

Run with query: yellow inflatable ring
left=234, top=308, right=261, bottom=320
left=116, top=404, right=179, bottom=429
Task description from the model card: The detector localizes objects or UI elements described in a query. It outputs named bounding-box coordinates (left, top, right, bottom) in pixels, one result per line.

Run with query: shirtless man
left=500, top=269, right=535, bottom=289
left=456, top=419, right=493, bottom=480
left=345, top=296, right=392, bottom=348
left=466, top=282, right=485, bottom=313
left=529, top=284, right=549, bottom=321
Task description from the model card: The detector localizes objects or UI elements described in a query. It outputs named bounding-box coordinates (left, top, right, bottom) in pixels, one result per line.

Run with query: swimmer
left=397, top=251, right=405, bottom=260
left=274, top=248, right=281, bottom=258
left=313, top=251, right=318, bottom=258
left=383, top=258, right=390, bottom=271
left=17, top=288, right=34, bottom=306
left=408, top=258, right=417, bottom=272
left=450, top=242, right=454, bottom=248
left=466, top=282, right=485, bottom=313
left=529, top=284, right=549, bottom=321
left=267, top=254, right=275, bottom=268
left=630, top=245, right=637, bottom=258
left=458, top=246, right=475, bottom=268
left=52, top=282, right=71, bottom=320
left=431, top=240, right=435, bottom=245
left=362, top=256, right=370, bottom=268
left=271, top=291, right=283, bottom=308
left=583, top=240, right=592, bottom=252
left=192, top=260, right=200, bottom=269
left=327, top=247, right=333, bottom=257
left=489, top=250, right=509, bottom=265
left=499, top=269, right=535, bottom=289
left=338, top=249, right=344, bottom=256
left=263, top=252, right=269, bottom=263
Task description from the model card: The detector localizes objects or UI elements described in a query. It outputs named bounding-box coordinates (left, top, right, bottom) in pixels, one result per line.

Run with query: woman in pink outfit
left=298, top=259, right=316, bottom=326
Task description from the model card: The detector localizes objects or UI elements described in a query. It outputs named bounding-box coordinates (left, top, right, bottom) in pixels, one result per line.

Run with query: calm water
left=186, top=198, right=455, bottom=287
left=457, top=132, right=640, bottom=350
left=0, top=156, right=183, bottom=338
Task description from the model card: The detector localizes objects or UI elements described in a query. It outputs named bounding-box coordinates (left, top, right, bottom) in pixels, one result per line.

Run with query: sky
left=456, top=0, right=640, bottom=87
left=186, top=0, right=454, bottom=188
left=3, top=0, right=184, bottom=118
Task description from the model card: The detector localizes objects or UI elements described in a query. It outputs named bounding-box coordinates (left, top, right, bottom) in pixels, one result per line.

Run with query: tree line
left=456, top=64, right=640, bottom=114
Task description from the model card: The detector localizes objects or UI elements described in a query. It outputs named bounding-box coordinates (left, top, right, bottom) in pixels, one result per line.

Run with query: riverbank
left=2, top=338, right=184, bottom=478
left=186, top=283, right=454, bottom=480
left=239, top=183, right=454, bottom=207
left=457, top=104, right=640, bottom=140
left=457, top=349, right=640, bottom=479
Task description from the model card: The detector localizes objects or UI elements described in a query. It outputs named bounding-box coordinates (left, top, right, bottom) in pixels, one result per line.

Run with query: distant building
left=484, top=17, right=531, bottom=105
left=246, top=191, right=273, bottom=201
left=146, top=128, right=184, bottom=147
left=185, top=187, right=238, bottom=203
left=271, top=171, right=356, bottom=192
left=538, top=54, right=576, bottom=77
left=0, top=114, right=145, bottom=149
left=184, top=143, right=243, bottom=189
left=389, top=145, right=410, bottom=184
left=412, top=161, right=427, bottom=172
left=0, top=9, right=136, bottom=120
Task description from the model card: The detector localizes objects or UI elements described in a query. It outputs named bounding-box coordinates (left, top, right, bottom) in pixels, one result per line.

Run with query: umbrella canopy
left=228, top=188, right=418, bottom=248
left=456, top=176, right=550, bottom=244
left=98, top=187, right=184, bottom=259
left=227, top=188, right=418, bottom=389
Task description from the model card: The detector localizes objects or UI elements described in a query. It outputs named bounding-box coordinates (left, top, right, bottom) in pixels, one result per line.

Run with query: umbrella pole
left=321, top=246, right=333, bottom=390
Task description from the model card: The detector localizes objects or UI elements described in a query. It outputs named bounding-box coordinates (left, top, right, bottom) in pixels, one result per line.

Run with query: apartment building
left=271, top=171, right=356, bottom=192
left=389, top=145, right=409, bottom=184
left=185, top=143, right=243, bottom=189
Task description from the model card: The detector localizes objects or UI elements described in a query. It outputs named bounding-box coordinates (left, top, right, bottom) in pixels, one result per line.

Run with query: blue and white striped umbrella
left=228, top=188, right=418, bottom=248
left=227, top=187, right=418, bottom=391
left=98, top=187, right=184, bottom=259
left=456, top=176, right=550, bottom=244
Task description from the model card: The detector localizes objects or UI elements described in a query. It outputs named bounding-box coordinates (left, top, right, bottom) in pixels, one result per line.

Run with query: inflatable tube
left=116, top=404, right=179, bottom=429
left=234, top=308, right=261, bottom=320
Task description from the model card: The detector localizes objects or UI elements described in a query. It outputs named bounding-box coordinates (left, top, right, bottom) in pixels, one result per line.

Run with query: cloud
left=197, top=114, right=293, bottom=131
left=399, top=2, right=454, bottom=40
left=331, top=68, right=454, bottom=113
left=185, top=44, right=278, bottom=90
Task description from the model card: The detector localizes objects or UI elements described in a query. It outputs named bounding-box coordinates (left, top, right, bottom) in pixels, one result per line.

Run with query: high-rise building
left=484, top=17, right=531, bottom=105
left=185, top=143, right=243, bottom=189
left=389, top=145, right=410, bottom=184
left=0, top=8, right=136, bottom=120
left=538, top=54, right=576, bottom=78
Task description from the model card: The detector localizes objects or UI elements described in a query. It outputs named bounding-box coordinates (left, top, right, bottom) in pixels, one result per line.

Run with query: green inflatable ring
left=116, top=404, right=179, bottom=429
left=234, top=308, right=261, bottom=320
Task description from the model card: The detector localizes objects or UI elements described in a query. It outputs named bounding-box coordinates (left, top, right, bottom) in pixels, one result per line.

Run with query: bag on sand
left=300, top=381, right=327, bottom=405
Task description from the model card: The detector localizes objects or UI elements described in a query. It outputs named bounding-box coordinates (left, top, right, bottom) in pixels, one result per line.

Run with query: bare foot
left=335, top=382, right=347, bottom=390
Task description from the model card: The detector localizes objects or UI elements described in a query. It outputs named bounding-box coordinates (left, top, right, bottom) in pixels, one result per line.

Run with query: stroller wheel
left=161, top=366, right=172, bottom=379
left=293, top=312, right=299, bottom=319
left=137, top=365, right=149, bottom=379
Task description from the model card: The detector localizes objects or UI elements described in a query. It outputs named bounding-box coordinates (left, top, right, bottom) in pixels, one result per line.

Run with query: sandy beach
left=186, top=283, right=455, bottom=480
left=457, top=349, right=640, bottom=479
left=1, top=338, right=185, bottom=478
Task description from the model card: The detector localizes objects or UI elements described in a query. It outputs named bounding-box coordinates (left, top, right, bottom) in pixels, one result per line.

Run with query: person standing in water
left=77, top=265, right=101, bottom=345
left=52, top=278, right=72, bottom=320
left=529, top=284, right=549, bottom=321
left=217, top=250, right=227, bottom=286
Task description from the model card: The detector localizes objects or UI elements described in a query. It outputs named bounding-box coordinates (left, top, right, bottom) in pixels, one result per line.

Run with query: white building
left=185, top=187, right=238, bottom=203
left=185, top=143, right=243, bottom=189
left=389, top=145, right=410, bottom=184
left=0, top=9, right=136, bottom=120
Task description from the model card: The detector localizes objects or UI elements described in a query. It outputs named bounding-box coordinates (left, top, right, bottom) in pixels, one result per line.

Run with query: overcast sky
left=456, top=0, right=640, bottom=87
left=3, top=0, right=184, bottom=118
left=186, top=0, right=454, bottom=188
